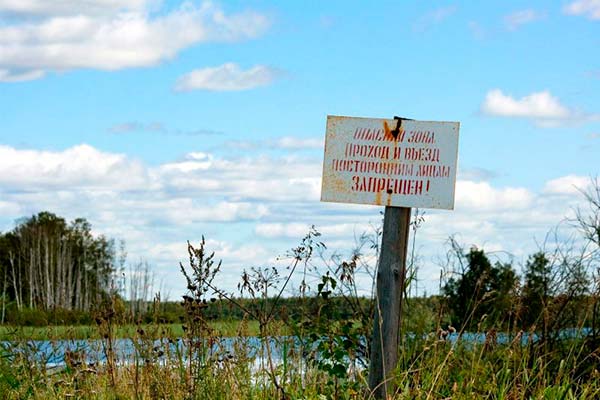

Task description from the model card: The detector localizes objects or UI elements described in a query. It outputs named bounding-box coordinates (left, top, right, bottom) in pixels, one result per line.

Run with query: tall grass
left=1, top=310, right=599, bottom=399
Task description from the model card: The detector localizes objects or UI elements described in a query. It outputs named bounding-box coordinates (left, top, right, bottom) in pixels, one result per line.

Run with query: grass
left=0, top=320, right=264, bottom=341
left=1, top=310, right=600, bottom=400
left=1, top=322, right=599, bottom=399
left=391, top=334, right=600, bottom=399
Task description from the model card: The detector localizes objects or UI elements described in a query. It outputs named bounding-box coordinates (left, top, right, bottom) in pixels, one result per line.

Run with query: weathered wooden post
left=368, top=206, right=411, bottom=398
left=320, top=115, right=459, bottom=399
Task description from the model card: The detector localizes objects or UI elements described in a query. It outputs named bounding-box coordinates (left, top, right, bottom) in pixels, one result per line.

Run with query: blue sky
left=0, top=1, right=599, bottom=298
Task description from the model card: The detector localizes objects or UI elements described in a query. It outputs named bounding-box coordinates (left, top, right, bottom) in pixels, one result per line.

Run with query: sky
left=0, top=0, right=599, bottom=299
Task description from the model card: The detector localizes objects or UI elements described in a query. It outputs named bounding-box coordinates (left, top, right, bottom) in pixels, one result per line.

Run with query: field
left=1, top=299, right=599, bottom=399
left=0, top=321, right=262, bottom=341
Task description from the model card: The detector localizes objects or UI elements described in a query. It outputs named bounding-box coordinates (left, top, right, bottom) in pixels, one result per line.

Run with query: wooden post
left=368, top=206, right=411, bottom=399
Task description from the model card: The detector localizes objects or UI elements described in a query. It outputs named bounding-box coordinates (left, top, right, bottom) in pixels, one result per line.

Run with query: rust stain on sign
left=375, top=191, right=382, bottom=206
left=321, top=115, right=460, bottom=210
left=383, top=121, right=395, bottom=142
left=382, top=119, right=405, bottom=142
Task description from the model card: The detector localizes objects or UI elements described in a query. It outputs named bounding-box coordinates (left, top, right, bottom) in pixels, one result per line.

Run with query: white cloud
left=482, top=89, right=570, bottom=118
left=203, top=240, right=270, bottom=265
left=0, top=69, right=45, bottom=82
left=0, top=0, right=150, bottom=16
left=480, top=89, right=598, bottom=126
left=165, top=200, right=269, bottom=223
left=175, top=63, right=281, bottom=92
left=161, top=152, right=214, bottom=173
left=0, top=200, right=21, bottom=217
left=255, top=223, right=311, bottom=239
left=0, top=2, right=270, bottom=82
left=543, top=175, right=592, bottom=195
left=270, top=137, right=324, bottom=150
left=255, top=222, right=371, bottom=239
left=563, top=0, right=600, bottom=20
left=455, top=180, right=534, bottom=211
left=0, top=143, right=320, bottom=223
left=159, top=152, right=322, bottom=202
left=504, top=9, right=545, bottom=30
left=0, top=144, right=149, bottom=190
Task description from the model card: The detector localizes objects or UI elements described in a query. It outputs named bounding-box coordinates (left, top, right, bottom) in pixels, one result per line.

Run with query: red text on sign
left=351, top=176, right=430, bottom=195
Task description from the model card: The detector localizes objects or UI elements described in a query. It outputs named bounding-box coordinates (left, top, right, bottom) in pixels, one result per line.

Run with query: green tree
left=443, top=244, right=518, bottom=330
left=521, top=252, right=551, bottom=329
left=0, top=211, right=119, bottom=313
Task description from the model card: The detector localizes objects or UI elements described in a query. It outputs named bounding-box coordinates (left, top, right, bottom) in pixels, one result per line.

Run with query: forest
left=0, top=212, right=120, bottom=322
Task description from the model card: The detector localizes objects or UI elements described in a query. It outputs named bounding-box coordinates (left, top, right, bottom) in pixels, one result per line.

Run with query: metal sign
left=321, top=115, right=459, bottom=210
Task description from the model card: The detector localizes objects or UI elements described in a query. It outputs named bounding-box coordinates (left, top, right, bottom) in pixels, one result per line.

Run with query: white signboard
left=321, top=115, right=459, bottom=210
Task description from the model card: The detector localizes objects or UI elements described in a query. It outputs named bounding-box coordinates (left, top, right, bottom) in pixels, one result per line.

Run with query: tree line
left=442, top=244, right=597, bottom=334
left=1, top=176, right=599, bottom=335
left=441, top=180, right=600, bottom=338
left=0, top=212, right=119, bottom=318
